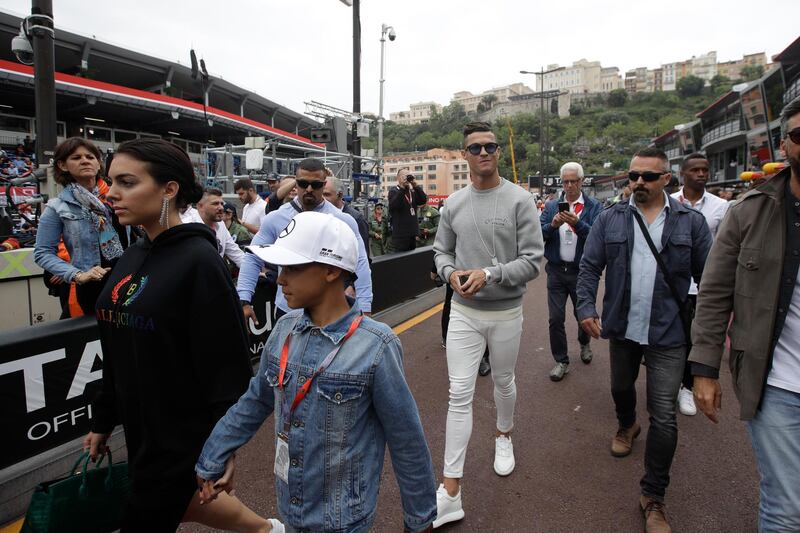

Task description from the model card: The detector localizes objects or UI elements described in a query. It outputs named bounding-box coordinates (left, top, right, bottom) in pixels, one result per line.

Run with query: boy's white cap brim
left=245, top=244, right=313, bottom=267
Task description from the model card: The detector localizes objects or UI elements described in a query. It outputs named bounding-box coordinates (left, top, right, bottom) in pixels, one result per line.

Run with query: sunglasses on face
left=787, top=128, right=800, bottom=145
left=295, top=179, right=325, bottom=190
left=466, top=142, right=500, bottom=156
left=628, top=171, right=665, bottom=182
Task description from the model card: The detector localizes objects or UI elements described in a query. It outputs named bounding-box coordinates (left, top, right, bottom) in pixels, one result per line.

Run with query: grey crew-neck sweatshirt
left=434, top=179, right=544, bottom=311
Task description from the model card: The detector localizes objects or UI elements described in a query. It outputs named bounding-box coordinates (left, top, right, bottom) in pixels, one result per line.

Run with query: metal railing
left=784, top=77, right=800, bottom=105
left=701, top=120, right=742, bottom=147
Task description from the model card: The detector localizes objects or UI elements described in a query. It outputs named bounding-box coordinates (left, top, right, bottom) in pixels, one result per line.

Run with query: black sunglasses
left=787, top=127, right=800, bottom=145
left=466, top=142, right=500, bottom=156
left=628, top=171, right=666, bottom=182
left=295, top=179, right=325, bottom=190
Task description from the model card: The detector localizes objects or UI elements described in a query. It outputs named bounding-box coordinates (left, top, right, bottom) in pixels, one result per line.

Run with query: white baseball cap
left=246, top=211, right=358, bottom=274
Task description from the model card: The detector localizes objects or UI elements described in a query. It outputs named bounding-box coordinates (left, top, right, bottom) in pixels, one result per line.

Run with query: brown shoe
left=610, top=422, right=641, bottom=457
left=640, top=495, right=672, bottom=533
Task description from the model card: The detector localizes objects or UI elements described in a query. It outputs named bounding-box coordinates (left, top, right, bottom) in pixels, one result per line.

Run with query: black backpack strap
left=630, top=209, right=692, bottom=346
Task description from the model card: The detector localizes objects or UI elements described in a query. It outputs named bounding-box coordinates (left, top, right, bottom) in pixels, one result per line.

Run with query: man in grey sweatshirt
left=432, top=121, right=544, bottom=528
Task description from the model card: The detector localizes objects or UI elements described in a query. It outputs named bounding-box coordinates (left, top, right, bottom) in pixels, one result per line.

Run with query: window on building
left=428, top=175, right=436, bottom=181
left=429, top=184, right=436, bottom=191
left=415, top=165, right=423, bottom=171
left=428, top=164, right=436, bottom=171
left=114, top=130, right=138, bottom=143
left=84, top=126, right=112, bottom=143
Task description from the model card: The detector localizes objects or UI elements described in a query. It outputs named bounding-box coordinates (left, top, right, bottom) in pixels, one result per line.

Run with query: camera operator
left=388, top=168, right=427, bottom=252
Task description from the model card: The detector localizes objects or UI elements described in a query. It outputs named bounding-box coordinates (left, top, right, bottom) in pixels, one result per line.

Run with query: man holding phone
left=540, top=162, right=601, bottom=381
left=432, top=122, right=543, bottom=528
left=388, top=168, right=428, bottom=252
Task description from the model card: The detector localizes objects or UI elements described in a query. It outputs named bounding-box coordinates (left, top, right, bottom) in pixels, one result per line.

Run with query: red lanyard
left=278, top=315, right=363, bottom=433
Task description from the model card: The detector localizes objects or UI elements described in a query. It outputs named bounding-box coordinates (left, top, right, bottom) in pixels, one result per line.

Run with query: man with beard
left=670, top=153, right=729, bottom=417
left=182, top=188, right=244, bottom=268
left=690, top=96, right=800, bottom=531
left=237, top=158, right=372, bottom=325
left=576, top=147, right=711, bottom=533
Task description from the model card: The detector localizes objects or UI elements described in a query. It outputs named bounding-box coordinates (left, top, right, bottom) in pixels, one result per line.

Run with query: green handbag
left=21, top=450, right=131, bottom=533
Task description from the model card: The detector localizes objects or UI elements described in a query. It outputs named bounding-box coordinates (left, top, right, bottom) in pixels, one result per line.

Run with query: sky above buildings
left=5, top=0, right=798, bottom=118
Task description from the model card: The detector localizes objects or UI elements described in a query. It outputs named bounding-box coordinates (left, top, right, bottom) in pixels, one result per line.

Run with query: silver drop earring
left=159, top=197, right=170, bottom=228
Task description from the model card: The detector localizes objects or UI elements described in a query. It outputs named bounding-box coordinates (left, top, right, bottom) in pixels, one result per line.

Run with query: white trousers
left=443, top=305, right=524, bottom=478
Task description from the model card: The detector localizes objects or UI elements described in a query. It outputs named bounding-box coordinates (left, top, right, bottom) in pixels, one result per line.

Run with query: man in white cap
left=196, top=212, right=437, bottom=533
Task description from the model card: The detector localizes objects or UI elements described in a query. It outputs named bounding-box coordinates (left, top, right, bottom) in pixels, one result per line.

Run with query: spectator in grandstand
left=34, top=137, right=124, bottom=315
left=234, top=177, right=267, bottom=233
left=83, top=138, right=269, bottom=532
left=223, top=202, right=253, bottom=246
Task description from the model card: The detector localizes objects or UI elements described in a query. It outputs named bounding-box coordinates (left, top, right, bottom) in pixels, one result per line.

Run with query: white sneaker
left=494, top=435, right=515, bottom=476
left=267, top=518, right=286, bottom=533
left=432, top=483, right=464, bottom=528
left=678, top=386, right=697, bottom=416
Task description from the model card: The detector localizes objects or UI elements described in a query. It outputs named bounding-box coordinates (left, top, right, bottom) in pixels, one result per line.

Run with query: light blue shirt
left=236, top=199, right=373, bottom=312
left=625, top=193, right=670, bottom=345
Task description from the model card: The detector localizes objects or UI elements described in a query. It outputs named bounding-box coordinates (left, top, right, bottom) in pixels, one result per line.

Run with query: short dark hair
left=115, top=139, right=203, bottom=208
left=203, top=187, right=223, bottom=197
left=632, top=147, right=670, bottom=172
left=297, top=158, right=325, bottom=174
left=233, top=177, right=254, bottom=192
left=780, top=95, right=800, bottom=138
left=463, top=121, right=493, bottom=145
left=53, top=137, right=104, bottom=186
left=680, top=152, right=708, bottom=170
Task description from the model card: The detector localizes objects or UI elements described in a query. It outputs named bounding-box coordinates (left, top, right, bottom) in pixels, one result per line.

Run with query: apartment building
left=600, top=67, right=624, bottom=92
left=717, top=52, right=768, bottom=81
left=381, top=148, right=470, bottom=197
left=389, top=101, right=443, bottom=125
left=451, top=83, right=534, bottom=114
left=536, top=59, right=623, bottom=94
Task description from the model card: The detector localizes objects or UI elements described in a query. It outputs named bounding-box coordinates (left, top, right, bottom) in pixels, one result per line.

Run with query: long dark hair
left=114, top=139, right=203, bottom=208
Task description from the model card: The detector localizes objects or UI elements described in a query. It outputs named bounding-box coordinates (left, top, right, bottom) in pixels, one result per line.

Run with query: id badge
left=410, top=208, right=415, bottom=216
left=565, top=229, right=574, bottom=245
left=274, top=434, right=290, bottom=484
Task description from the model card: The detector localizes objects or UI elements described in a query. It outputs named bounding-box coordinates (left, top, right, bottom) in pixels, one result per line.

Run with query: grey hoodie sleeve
left=489, top=195, right=543, bottom=286
left=433, top=205, right=457, bottom=285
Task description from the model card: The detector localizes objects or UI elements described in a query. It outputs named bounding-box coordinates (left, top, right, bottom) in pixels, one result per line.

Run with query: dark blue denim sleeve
left=577, top=210, right=608, bottom=321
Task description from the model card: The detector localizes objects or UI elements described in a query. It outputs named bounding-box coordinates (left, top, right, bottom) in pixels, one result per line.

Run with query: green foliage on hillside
left=364, top=86, right=729, bottom=179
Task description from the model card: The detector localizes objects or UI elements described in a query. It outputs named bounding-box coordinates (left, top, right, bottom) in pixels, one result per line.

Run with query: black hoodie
left=91, top=222, right=252, bottom=524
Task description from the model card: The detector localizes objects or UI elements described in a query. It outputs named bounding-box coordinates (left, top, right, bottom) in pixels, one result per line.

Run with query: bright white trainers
left=433, top=483, right=464, bottom=528
left=493, top=435, right=515, bottom=476
left=267, top=518, right=286, bottom=533
left=678, top=386, right=697, bottom=416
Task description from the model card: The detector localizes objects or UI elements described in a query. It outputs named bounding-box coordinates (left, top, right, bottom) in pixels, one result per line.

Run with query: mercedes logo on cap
left=279, top=218, right=296, bottom=238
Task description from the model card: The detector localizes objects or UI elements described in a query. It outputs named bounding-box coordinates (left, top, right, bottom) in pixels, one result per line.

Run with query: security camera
left=11, top=27, right=33, bottom=65
left=388, top=28, right=397, bottom=41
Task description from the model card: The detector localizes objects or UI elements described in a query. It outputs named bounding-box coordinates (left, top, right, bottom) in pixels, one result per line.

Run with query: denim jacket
left=576, top=196, right=712, bottom=347
left=196, top=303, right=437, bottom=533
left=33, top=187, right=101, bottom=282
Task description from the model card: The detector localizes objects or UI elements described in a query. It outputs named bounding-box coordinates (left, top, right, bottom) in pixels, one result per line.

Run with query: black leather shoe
left=479, top=354, right=491, bottom=376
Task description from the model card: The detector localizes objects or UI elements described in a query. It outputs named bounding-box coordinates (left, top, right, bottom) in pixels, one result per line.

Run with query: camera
left=388, top=28, right=397, bottom=41
left=12, top=29, right=34, bottom=65
left=405, top=174, right=415, bottom=182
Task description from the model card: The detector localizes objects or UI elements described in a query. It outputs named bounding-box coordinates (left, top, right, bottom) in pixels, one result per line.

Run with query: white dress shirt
left=241, top=196, right=267, bottom=231
left=558, top=193, right=584, bottom=263
left=180, top=207, right=244, bottom=268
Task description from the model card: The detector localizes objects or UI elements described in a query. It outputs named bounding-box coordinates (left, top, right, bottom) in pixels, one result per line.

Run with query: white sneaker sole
left=679, top=404, right=697, bottom=416
left=494, top=457, right=515, bottom=476
left=433, top=508, right=465, bottom=528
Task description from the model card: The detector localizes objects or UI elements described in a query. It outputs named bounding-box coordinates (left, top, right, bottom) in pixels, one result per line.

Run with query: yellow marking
left=0, top=518, right=23, bottom=533
left=392, top=303, right=444, bottom=335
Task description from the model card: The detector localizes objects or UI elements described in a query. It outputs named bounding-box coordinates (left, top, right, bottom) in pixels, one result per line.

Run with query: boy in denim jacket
left=196, top=211, right=436, bottom=533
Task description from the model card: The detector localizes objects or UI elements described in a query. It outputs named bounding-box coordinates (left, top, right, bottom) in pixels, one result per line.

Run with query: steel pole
left=31, top=0, right=57, bottom=195
left=377, top=28, right=386, bottom=183
left=351, top=0, right=362, bottom=198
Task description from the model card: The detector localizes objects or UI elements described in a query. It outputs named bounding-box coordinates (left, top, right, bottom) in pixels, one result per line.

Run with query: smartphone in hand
left=558, top=202, right=570, bottom=212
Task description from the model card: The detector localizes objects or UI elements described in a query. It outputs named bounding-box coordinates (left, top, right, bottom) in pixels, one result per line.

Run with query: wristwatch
left=483, top=268, right=493, bottom=284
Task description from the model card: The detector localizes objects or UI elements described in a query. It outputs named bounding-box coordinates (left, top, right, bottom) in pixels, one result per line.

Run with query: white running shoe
left=432, top=483, right=464, bottom=528
left=267, top=518, right=286, bottom=533
left=678, top=386, right=697, bottom=416
left=494, top=435, right=515, bottom=476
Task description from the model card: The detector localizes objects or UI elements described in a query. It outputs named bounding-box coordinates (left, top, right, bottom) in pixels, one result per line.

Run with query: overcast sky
left=5, top=0, right=798, bottom=119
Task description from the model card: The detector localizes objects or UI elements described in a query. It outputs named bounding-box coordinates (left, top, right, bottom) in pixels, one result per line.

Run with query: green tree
left=740, top=65, right=765, bottom=81
left=608, top=88, right=628, bottom=108
left=710, top=74, right=731, bottom=92
left=677, top=75, right=705, bottom=98
left=481, top=94, right=498, bottom=109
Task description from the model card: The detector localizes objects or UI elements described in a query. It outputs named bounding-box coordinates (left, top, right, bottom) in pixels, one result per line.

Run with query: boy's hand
left=196, top=455, right=236, bottom=504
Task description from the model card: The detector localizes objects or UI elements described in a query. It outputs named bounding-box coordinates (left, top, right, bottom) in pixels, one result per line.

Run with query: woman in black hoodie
left=82, top=139, right=268, bottom=532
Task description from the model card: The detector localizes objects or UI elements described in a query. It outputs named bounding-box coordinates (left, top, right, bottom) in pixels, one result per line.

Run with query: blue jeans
left=609, top=339, right=685, bottom=501
left=747, top=385, right=800, bottom=532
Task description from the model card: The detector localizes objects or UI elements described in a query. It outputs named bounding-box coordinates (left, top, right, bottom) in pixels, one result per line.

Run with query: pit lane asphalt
left=181, top=275, right=758, bottom=533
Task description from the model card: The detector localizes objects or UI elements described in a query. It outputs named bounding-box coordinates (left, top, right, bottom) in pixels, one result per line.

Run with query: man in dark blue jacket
left=540, top=162, right=602, bottom=381
left=576, top=147, right=712, bottom=533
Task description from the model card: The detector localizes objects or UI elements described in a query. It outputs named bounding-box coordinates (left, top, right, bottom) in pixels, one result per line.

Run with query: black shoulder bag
left=630, top=210, right=692, bottom=347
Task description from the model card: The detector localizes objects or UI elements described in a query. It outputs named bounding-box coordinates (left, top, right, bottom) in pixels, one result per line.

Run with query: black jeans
left=546, top=262, right=590, bottom=364
left=682, top=295, right=697, bottom=390
left=391, top=235, right=417, bottom=252
left=609, top=339, right=685, bottom=501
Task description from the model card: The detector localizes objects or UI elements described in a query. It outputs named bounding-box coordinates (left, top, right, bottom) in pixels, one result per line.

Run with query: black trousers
left=546, top=262, right=590, bottom=364
left=391, top=235, right=417, bottom=252
left=682, top=295, right=697, bottom=390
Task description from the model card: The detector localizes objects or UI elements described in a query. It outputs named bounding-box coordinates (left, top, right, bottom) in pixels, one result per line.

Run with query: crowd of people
left=17, top=94, right=800, bottom=532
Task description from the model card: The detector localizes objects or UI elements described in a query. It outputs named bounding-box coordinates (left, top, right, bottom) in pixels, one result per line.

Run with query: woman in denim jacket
left=34, top=137, right=125, bottom=315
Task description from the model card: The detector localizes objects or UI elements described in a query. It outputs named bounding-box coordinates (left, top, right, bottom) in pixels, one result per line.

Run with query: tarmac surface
left=181, top=275, right=759, bottom=533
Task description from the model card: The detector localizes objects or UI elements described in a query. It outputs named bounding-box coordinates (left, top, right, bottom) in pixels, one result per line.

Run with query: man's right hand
left=82, top=431, right=110, bottom=461
left=580, top=317, right=601, bottom=339
left=242, top=303, right=258, bottom=327
left=551, top=212, right=565, bottom=228
left=693, top=376, right=722, bottom=423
